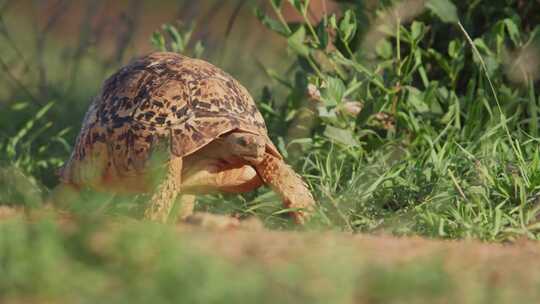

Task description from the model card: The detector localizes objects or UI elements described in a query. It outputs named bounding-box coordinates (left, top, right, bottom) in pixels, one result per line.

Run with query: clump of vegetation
left=251, top=0, right=540, bottom=240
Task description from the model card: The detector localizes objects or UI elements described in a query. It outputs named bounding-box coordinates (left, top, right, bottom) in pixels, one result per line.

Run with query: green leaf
left=329, top=14, right=337, bottom=30
left=10, top=102, right=30, bottom=111
left=472, top=38, right=494, bottom=57
left=255, top=8, right=289, bottom=36
left=163, top=24, right=185, bottom=52
left=193, top=41, right=205, bottom=58
left=338, top=10, right=357, bottom=43
left=375, top=39, right=393, bottom=59
left=288, top=26, right=310, bottom=57
left=324, top=125, right=358, bottom=146
left=428, top=48, right=452, bottom=76
left=318, top=106, right=338, bottom=123
left=406, top=86, right=429, bottom=113
left=411, top=21, right=425, bottom=41
left=472, top=38, right=499, bottom=76
left=316, top=19, right=329, bottom=49
left=321, top=76, right=346, bottom=106
left=503, top=18, right=521, bottom=46
left=448, top=40, right=461, bottom=59
left=425, top=0, right=459, bottom=24
left=150, top=31, right=166, bottom=51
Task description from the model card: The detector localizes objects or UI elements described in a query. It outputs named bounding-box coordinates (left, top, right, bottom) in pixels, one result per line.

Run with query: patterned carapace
left=60, top=52, right=279, bottom=187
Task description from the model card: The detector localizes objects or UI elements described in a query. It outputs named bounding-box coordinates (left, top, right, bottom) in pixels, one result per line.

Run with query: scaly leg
left=143, top=155, right=182, bottom=223
left=180, top=158, right=263, bottom=194
left=210, top=132, right=315, bottom=224
left=175, top=160, right=262, bottom=224
left=254, top=152, right=315, bottom=224
left=177, top=194, right=196, bottom=220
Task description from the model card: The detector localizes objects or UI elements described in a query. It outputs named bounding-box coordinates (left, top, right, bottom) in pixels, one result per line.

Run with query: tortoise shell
left=60, top=52, right=279, bottom=188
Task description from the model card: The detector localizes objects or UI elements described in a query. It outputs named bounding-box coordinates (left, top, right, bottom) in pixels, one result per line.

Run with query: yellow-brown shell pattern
left=60, top=52, right=273, bottom=187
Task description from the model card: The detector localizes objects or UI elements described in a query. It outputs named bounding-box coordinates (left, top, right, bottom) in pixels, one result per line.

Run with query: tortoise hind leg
left=143, top=155, right=182, bottom=223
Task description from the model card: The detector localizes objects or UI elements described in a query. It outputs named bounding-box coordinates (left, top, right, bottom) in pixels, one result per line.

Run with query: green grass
left=248, top=0, right=540, bottom=240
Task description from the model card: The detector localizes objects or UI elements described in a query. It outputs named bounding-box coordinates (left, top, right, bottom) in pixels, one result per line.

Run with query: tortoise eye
left=236, top=137, right=248, bottom=147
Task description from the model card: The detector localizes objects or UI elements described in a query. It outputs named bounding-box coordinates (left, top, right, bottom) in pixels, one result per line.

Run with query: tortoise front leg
left=184, top=131, right=315, bottom=224
left=144, top=155, right=182, bottom=223
left=254, top=152, right=315, bottom=224
left=216, top=132, right=315, bottom=224
left=180, top=158, right=263, bottom=194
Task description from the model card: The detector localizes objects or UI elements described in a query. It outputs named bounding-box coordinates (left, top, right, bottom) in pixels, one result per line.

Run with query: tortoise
left=56, top=52, right=315, bottom=224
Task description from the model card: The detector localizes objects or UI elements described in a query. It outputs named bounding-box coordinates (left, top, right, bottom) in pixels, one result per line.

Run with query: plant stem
left=270, top=1, right=292, bottom=35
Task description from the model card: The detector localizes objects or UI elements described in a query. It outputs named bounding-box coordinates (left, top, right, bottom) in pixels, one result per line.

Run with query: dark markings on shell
left=60, top=52, right=276, bottom=186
